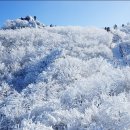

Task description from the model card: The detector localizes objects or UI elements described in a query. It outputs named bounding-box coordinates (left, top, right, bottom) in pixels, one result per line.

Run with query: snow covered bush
left=0, top=24, right=130, bottom=129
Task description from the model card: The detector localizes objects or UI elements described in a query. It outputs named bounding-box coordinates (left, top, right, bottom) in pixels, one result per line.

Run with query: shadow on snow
left=10, top=49, right=62, bottom=92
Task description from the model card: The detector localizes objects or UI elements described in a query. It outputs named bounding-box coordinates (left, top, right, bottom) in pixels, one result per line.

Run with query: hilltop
left=0, top=19, right=130, bottom=130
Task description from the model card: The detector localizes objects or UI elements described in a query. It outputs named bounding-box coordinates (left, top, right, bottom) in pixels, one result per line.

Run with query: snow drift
left=0, top=24, right=130, bottom=130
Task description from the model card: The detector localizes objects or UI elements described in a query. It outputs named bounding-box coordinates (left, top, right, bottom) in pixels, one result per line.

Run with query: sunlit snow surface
left=0, top=26, right=130, bottom=130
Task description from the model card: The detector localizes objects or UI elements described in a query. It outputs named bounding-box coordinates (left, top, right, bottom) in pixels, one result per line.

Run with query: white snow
left=0, top=22, right=130, bottom=130
left=2, top=17, right=45, bottom=29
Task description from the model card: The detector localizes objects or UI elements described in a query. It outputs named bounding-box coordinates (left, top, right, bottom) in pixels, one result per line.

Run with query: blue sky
left=0, top=1, right=130, bottom=28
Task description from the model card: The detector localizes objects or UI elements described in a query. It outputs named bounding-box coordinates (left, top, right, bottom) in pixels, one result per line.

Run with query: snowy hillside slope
left=0, top=26, right=130, bottom=130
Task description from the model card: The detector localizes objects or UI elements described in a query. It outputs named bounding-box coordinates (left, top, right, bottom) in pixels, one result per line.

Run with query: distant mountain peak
left=2, top=15, right=45, bottom=29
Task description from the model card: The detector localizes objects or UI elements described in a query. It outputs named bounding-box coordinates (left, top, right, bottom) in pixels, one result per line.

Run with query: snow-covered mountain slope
left=0, top=26, right=130, bottom=130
